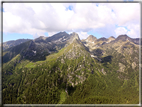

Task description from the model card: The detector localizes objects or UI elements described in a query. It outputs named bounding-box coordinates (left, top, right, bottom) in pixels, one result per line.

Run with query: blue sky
left=3, top=2, right=140, bottom=42
left=3, top=33, right=34, bottom=42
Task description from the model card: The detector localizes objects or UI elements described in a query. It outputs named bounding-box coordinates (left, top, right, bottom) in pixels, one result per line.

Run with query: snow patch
left=126, top=38, right=129, bottom=41
left=32, top=50, right=36, bottom=54
left=91, top=55, right=95, bottom=57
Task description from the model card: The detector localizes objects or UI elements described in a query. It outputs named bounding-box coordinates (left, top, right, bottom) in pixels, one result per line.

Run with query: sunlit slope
left=2, top=33, right=139, bottom=104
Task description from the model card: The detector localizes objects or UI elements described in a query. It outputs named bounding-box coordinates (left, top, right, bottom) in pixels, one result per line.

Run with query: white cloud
left=76, top=31, right=89, bottom=40
left=107, top=3, right=140, bottom=25
left=115, top=27, right=128, bottom=36
left=127, top=24, right=140, bottom=38
left=3, top=3, right=140, bottom=39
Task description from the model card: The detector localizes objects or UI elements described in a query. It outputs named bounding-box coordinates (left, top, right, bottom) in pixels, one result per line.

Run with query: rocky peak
left=69, top=32, right=80, bottom=43
left=55, top=31, right=68, bottom=36
left=107, top=36, right=115, bottom=43
left=115, top=34, right=140, bottom=45
left=97, top=37, right=107, bottom=42
left=45, top=31, right=70, bottom=43
left=86, top=35, right=97, bottom=42
left=34, top=36, right=47, bottom=42
left=3, top=39, right=32, bottom=50
left=39, top=36, right=47, bottom=40
left=109, top=36, right=115, bottom=39
left=116, top=34, right=130, bottom=41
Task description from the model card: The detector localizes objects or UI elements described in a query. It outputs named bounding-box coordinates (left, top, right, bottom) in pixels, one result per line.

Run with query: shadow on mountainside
left=2, top=40, right=52, bottom=63
left=101, top=55, right=113, bottom=67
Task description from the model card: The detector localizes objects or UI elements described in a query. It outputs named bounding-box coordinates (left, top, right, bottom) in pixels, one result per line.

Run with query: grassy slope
left=2, top=40, right=139, bottom=104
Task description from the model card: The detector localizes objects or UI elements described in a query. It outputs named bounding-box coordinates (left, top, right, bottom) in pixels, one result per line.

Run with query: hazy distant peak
left=87, top=35, right=97, bottom=40
left=39, top=36, right=47, bottom=40
left=97, top=37, right=107, bottom=42
left=70, top=32, right=78, bottom=35
left=34, top=36, right=47, bottom=42
left=109, top=36, right=115, bottom=39
left=117, top=34, right=129, bottom=40
left=68, top=32, right=81, bottom=44
left=116, top=34, right=130, bottom=42
left=58, top=31, right=68, bottom=35
left=108, top=36, right=115, bottom=40
left=70, top=32, right=79, bottom=39
left=100, top=37, right=107, bottom=39
left=3, top=39, right=31, bottom=50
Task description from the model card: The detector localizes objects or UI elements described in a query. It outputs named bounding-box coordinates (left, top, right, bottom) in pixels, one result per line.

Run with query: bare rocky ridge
left=86, top=35, right=97, bottom=42
left=3, top=39, right=31, bottom=50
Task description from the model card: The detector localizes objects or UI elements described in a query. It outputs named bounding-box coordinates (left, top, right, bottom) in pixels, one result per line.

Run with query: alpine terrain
left=2, top=32, right=139, bottom=104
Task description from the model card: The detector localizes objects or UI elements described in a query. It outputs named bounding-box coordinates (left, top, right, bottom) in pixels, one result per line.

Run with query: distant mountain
left=86, top=35, right=97, bottom=42
left=3, top=39, right=31, bottom=50
left=45, top=31, right=70, bottom=43
left=112, top=34, right=140, bottom=45
left=109, top=36, right=115, bottom=39
left=2, top=32, right=139, bottom=104
left=3, top=32, right=71, bottom=63
left=97, top=37, right=108, bottom=42
left=107, top=36, right=115, bottom=42
left=34, top=36, right=47, bottom=43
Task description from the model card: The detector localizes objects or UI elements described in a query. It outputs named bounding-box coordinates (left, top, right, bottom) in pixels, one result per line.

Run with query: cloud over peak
left=3, top=3, right=140, bottom=39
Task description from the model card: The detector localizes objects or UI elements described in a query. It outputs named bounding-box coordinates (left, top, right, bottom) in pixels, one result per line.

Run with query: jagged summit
left=34, top=36, right=47, bottom=42
left=116, top=34, right=129, bottom=41
left=107, top=36, right=115, bottom=43
left=45, top=31, right=70, bottom=43
left=97, top=37, right=107, bottom=42
left=86, top=35, right=97, bottom=42
left=70, top=32, right=80, bottom=39
left=118, top=34, right=128, bottom=37
left=3, top=39, right=31, bottom=50
left=115, top=34, right=139, bottom=45
left=69, top=32, right=80, bottom=44
left=109, top=36, right=115, bottom=39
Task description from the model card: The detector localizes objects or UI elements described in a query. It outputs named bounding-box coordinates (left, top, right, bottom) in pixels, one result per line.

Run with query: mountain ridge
left=2, top=31, right=139, bottom=104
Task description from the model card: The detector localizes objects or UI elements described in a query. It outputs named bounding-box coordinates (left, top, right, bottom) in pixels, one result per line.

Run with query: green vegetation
left=2, top=37, right=139, bottom=104
left=58, top=90, right=67, bottom=104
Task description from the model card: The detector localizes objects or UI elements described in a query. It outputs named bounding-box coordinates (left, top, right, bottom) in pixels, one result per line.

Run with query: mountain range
left=2, top=32, right=140, bottom=104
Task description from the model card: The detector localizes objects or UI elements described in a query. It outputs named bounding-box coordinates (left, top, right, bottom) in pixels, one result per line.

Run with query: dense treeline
left=2, top=45, right=139, bottom=104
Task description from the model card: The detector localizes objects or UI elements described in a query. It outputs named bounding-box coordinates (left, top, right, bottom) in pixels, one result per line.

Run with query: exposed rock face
left=34, top=36, right=47, bottom=42
left=83, top=35, right=98, bottom=51
left=3, top=39, right=31, bottom=50
left=61, top=33, right=89, bottom=60
left=112, top=34, right=139, bottom=45
left=132, top=62, right=137, bottom=69
left=119, top=63, right=125, bottom=72
left=69, top=32, right=80, bottom=44
left=46, top=31, right=70, bottom=43
left=109, top=36, right=115, bottom=39
left=86, top=35, right=97, bottom=42
left=3, top=32, right=71, bottom=63
left=100, top=68, right=106, bottom=75
left=116, top=34, right=129, bottom=41
left=107, top=36, right=115, bottom=43
left=97, top=37, right=108, bottom=42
